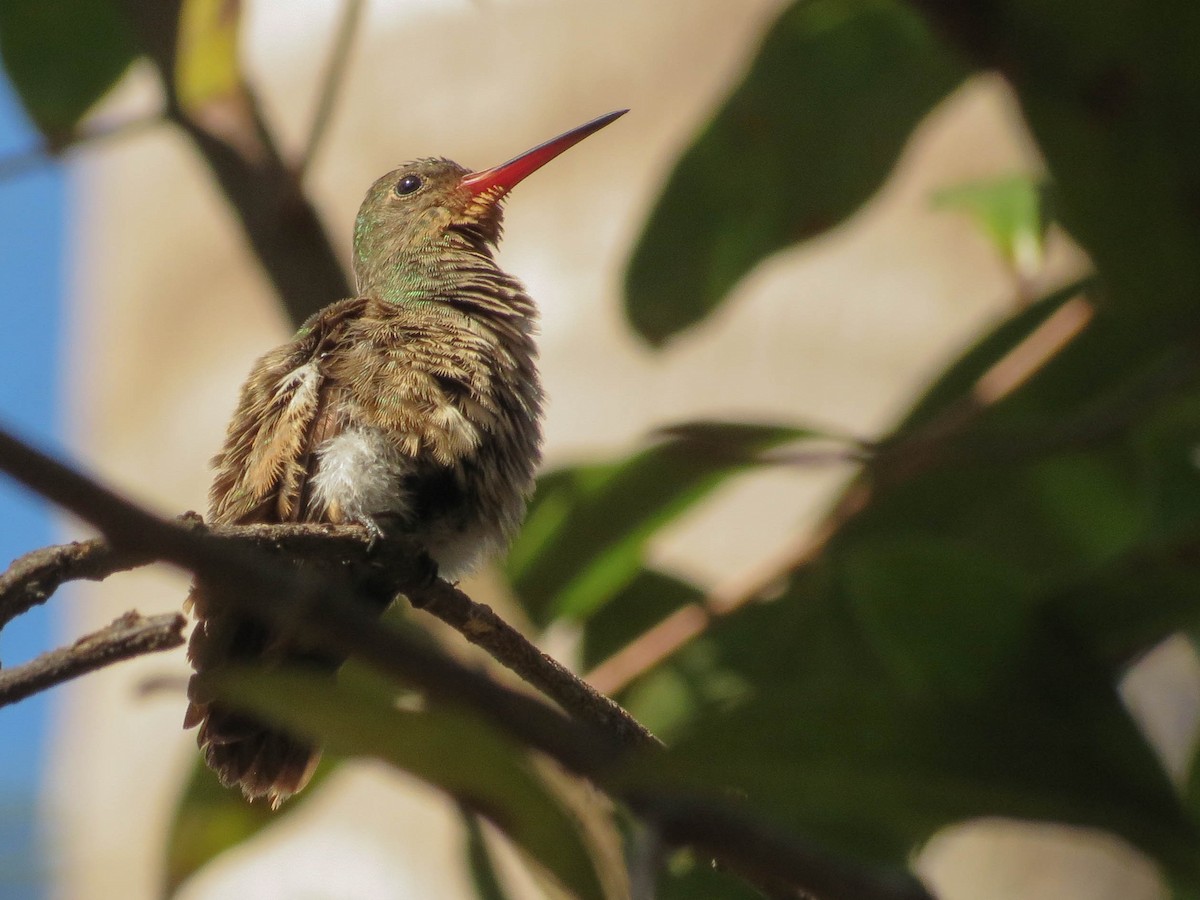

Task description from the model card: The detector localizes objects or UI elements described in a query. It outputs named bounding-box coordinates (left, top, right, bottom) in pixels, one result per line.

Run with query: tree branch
left=0, top=518, right=658, bottom=752
left=645, top=796, right=931, bottom=900
left=114, top=0, right=352, bottom=325
left=298, top=0, right=367, bottom=180
left=0, top=535, right=157, bottom=630
left=0, top=114, right=164, bottom=183
left=0, top=424, right=932, bottom=900
left=0, top=610, right=185, bottom=708
left=589, top=283, right=1098, bottom=696
left=416, top=577, right=659, bottom=751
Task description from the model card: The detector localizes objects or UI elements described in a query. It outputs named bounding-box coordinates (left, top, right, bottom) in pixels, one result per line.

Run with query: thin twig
left=298, top=0, right=367, bottom=180
left=0, top=424, right=617, bottom=770
left=418, top=578, right=659, bottom=750
left=0, top=610, right=185, bottom=708
left=590, top=284, right=1098, bottom=695
left=0, top=424, right=931, bottom=900
left=587, top=523, right=836, bottom=697
left=0, top=536, right=157, bottom=630
left=0, top=114, right=164, bottom=183
left=0, top=517, right=658, bottom=752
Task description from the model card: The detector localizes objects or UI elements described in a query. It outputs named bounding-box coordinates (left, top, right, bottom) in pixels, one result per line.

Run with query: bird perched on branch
left=184, top=110, right=627, bottom=805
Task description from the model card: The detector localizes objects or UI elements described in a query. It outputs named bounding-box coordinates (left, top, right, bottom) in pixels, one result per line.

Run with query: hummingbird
left=184, top=110, right=627, bottom=805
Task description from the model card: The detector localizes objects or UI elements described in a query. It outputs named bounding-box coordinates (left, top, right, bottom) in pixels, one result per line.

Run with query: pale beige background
left=42, top=0, right=1199, bottom=897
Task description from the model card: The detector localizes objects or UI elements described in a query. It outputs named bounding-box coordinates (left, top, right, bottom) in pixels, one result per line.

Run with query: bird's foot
left=361, top=519, right=386, bottom=554
left=357, top=512, right=405, bottom=555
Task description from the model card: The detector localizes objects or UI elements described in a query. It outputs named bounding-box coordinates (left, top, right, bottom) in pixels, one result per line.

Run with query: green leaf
left=462, top=810, right=514, bottom=900
left=580, top=568, right=704, bottom=670
left=599, top=288, right=1200, bottom=884
left=617, top=567, right=1199, bottom=879
left=175, top=0, right=243, bottom=114
left=212, top=669, right=611, bottom=900
left=624, top=0, right=967, bottom=344
left=0, top=0, right=138, bottom=140
left=173, top=0, right=260, bottom=155
left=616, top=636, right=752, bottom=743
left=932, top=174, right=1053, bottom=275
left=506, top=422, right=819, bottom=627
left=837, top=537, right=1040, bottom=701
left=656, top=848, right=765, bottom=900
left=940, top=3, right=1200, bottom=317
left=163, top=754, right=338, bottom=896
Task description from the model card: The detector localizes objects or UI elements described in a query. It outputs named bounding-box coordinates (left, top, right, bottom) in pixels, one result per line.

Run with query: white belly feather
left=310, top=428, right=414, bottom=525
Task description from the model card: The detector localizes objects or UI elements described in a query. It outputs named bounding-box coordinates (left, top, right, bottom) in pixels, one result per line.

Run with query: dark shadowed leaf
left=980, top=0, right=1200, bottom=317
left=656, top=849, right=766, bottom=900
left=0, top=0, right=138, bottom=140
left=163, top=755, right=338, bottom=896
left=212, top=669, right=611, bottom=900
left=507, top=422, right=821, bottom=626
left=616, top=635, right=752, bottom=744
left=616, top=565, right=1200, bottom=881
left=624, top=0, right=967, bottom=344
left=580, top=568, right=704, bottom=670
left=462, top=810, right=514, bottom=900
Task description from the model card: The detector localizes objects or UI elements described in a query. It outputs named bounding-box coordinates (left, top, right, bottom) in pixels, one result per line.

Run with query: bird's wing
left=208, top=297, right=368, bottom=525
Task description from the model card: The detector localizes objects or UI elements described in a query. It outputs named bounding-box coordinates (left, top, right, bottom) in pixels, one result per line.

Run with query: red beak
left=460, top=110, right=627, bottom=199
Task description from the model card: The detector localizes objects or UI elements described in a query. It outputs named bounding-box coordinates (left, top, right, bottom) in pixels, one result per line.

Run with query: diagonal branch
left=0, top=424, right=933, bottom=900
left=0, top=423, right=618, bottom=770
left=298, top=0, right=367, bottom=180
left=0, top=610, right=185, bottom=708
left=114, top=0, right=351, bottom=326
left=0, top=518, right=658, bottom=751
left=0, top=114, right=165, bottom=183
left=416, top=577, right=658, bottom=750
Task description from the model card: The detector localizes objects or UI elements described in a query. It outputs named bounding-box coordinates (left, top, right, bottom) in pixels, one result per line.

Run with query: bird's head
left=352, top=110, right=626, bottom=297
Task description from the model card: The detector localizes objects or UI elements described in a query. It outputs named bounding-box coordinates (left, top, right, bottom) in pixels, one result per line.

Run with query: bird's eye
left=394, top=174, right=422, bottom=196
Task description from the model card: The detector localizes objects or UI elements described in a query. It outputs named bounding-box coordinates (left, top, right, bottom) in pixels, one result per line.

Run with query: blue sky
left=0, top=73, right=66, bottom=899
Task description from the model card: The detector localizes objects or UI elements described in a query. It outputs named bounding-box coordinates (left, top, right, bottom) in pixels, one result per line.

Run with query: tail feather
left=183, top=534, right=396, bottom=806
left=185, top=584, right=329, bottom=807
left=198, top=706, right=320, bottom=805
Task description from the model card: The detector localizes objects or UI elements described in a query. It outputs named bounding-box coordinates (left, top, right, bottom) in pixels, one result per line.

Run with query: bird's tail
left=183, top=586, right=327, bottom=807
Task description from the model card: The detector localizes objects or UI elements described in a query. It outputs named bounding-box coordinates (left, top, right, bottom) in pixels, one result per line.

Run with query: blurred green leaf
left=580, top=568, right=703, bottom=670
left=175, top=0, right=241, bottom=112
left=617, top=567, right=1199, bottom=879
left=838, top=536, right=1039, bottom=701
left=624, top=0, right=967, bottom=344
left=604, top=273, right=1200, bottom=883
left=212, top=669, right=611, bottom=900
left=174, top=0, right=260, bottom=155
left=617, top=636, right=752, bottom=744
left=656, top=849, right=765, bottom=900
left=1048, top=391, right=1200, bottom=664
left=933, top=174, right=1053, bottom=276
left=163, top=754, right=338, bottom=896
left=462, top=810, right=514, bottom=900
left=940, top=3, right=1200, bottom=317
left=507, top=422, right=820, bottom=627
left=0, top=0, right=138, bottom=140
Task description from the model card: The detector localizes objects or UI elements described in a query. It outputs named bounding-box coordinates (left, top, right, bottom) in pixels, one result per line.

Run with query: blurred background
left=0, top=1, right=1197, bottom=898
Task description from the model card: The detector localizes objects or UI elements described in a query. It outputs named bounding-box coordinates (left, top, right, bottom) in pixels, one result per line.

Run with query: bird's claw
left=362, top=519, right=386, bottom=554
